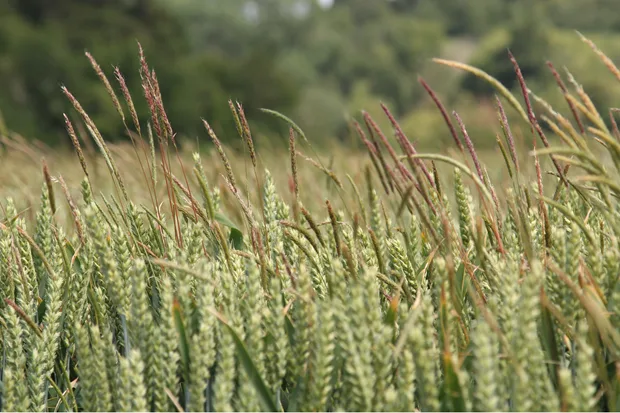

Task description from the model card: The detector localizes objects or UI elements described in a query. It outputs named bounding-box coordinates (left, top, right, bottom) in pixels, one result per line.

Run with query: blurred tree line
left=1, top=0, right=620, bottom=149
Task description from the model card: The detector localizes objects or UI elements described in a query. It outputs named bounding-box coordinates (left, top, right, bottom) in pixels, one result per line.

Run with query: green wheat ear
left=33, top=183, right=54, bottom=295
left=150, top=273, right=180, bottom=413
left=264, top=276, right=289, bottom=395
left=387, top=235, right=416, bottom=296
left=236, top=264, right=265, bottom=412
left=472, top=318, right=503, bottom=412
left=0, top=224, right=16, bottom=309
left=410, top=292, right=440, bottom=412
left=574, top=320, right=598, bottom=412
left=454, top=167, right=474, bottom=250
left=117, top=349, right=149, bottom=412
left=75, top=324, right=113, bottom=412
left=188, top=261, right=217, bottom=412
left=2, top=305, right=30, bottom=412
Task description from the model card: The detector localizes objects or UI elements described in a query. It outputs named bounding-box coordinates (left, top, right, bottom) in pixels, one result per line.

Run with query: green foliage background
left=2, top=0, right=620, bottom=149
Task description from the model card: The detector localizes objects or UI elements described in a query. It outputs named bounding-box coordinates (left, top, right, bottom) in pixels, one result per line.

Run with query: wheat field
left=0, top=36, right=619, bottom=412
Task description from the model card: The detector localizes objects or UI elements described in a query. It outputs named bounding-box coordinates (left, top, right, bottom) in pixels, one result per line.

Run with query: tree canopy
left=1, top=0, right=619, bottom=148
